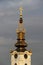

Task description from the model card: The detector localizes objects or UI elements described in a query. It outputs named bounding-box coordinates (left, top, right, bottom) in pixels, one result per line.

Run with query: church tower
left=10, top=7, right=32, bottom=65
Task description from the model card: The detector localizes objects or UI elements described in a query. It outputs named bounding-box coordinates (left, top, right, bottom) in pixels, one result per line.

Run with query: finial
left=19, top=7, right=23, bottom=16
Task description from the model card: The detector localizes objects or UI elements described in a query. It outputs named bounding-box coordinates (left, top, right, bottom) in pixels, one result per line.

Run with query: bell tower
left=10, top=7, right=32, bottom=65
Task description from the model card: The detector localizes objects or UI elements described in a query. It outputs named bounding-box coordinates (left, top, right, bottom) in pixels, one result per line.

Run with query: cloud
left=0, top=0, right=43, bottom=10
left=19, top=0, right=43, bottom=10
left=0, top=37, right=11, bottom=45
left=0, top=12, right=5, bottom=16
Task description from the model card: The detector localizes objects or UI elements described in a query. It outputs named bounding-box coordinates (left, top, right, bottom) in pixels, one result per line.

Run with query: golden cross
left=19, top=7, right=23, bottom=16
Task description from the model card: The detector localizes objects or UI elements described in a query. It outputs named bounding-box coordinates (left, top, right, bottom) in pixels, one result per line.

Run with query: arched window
left=24, top=54, right=28, bottom=59
left=14, top=54, right=18, bottom=59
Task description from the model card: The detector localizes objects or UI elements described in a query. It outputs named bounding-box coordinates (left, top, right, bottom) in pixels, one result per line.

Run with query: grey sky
left=0, top=0, right=43, bottom=65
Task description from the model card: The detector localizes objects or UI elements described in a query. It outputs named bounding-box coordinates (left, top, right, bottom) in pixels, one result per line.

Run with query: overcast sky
left=0, top=0, right=43, bottom=65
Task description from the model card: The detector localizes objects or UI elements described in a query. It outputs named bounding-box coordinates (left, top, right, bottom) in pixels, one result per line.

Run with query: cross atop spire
left=19, top=7, right=23, bottom=16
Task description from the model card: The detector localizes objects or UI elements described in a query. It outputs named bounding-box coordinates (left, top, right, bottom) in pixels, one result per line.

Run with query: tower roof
left=15, top=7, right=27, bottom=52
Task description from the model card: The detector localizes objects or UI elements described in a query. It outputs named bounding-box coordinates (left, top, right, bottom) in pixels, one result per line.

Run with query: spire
left=15, top=7, right=27, bottom=52
left=16, top=7, right=25, bottom=32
